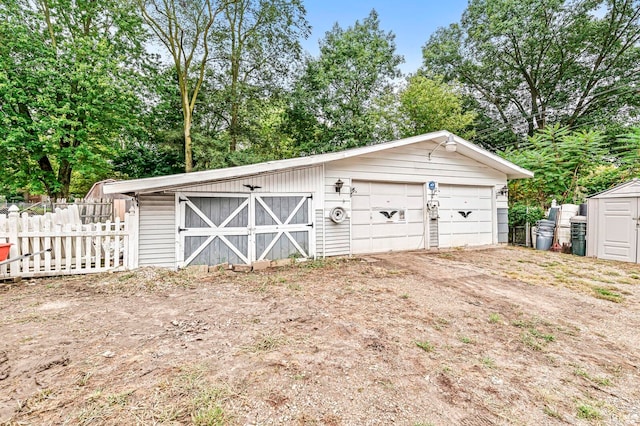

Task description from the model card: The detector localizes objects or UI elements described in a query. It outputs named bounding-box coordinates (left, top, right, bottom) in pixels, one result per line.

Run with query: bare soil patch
left=1, top=246, right=639, bottom=425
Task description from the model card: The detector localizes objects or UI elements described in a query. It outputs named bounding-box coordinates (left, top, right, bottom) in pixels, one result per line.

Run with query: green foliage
left=398, top=74, right=476, bottom=138
left=422, top=0, right=640, bottom=144
left=415, top=340, right=434, bottom=352
left=287, top=10, right=403, bottom=154
left=576, top=404, right=602, bottom=420
left=502, top=125, right=607, bottom=205
left=508, top=203, right=544, bottom=227
left=0, top=0, right=150, bottom=198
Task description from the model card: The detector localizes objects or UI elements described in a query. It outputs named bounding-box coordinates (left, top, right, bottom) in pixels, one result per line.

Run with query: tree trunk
left=182, top=91, right=193, bottom=172
left=57, top=159, right=72, bottom=199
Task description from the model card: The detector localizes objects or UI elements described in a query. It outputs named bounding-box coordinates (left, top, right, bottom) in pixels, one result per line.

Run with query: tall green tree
left=422, top=0, right=640, bottom=144
left=138, top=0, right=225, bottom=172
left=0, top=0, right=149, bottom=199
left=209, top=0, right=309, bottom=153
left=398, top=74, right=476, bottom=139
left=287, top=10, right=403, bottom=154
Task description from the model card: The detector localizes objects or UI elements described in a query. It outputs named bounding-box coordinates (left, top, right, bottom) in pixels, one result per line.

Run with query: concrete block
left=208, top=263, right=230, bottom=272
left=252, top=260, right=271, bottom=271
left=232, top=264, right=252, bottom=273
left=270, top=258, right=293, bottom=268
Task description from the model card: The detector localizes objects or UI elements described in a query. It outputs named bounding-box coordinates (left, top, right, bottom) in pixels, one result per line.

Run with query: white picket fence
left=0, top=204, right=138, bottom=279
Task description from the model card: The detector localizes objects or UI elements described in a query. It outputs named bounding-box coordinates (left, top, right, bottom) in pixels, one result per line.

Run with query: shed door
left=178, top=193, right=313, bottom=266
left=597, top=198, right=639, bottom=262
left=438, top=185, right=493, bottom=247
left=351, top=181, right=425, bottom=254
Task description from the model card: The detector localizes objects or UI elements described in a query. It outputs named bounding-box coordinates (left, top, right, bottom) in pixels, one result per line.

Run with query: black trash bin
left=570, top=215, right=587, bottom=256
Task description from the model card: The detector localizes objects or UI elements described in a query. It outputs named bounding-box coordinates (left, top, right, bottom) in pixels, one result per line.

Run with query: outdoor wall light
left=335, top=179, right=344, bottom=193
left=428, top=134, right=457, bottom=161
left=497, top=185, right=508, bottom=197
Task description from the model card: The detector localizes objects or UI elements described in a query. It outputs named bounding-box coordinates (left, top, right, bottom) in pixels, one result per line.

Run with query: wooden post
left=128, top=205, right=139, bottom=269
left=8, top=205, right=20, bottom=277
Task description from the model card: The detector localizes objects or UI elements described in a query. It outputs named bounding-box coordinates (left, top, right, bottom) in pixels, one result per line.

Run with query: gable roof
left=104, top=130, right=533, bottom=195
left=589, top=178, right=640, bottom=199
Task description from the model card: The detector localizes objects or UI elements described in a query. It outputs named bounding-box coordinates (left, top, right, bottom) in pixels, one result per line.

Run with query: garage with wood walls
left=104, top=130, right=532, bottom=269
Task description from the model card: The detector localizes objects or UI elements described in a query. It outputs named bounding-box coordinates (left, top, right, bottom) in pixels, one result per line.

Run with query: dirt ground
left=1, top=246, right=639, bottom=425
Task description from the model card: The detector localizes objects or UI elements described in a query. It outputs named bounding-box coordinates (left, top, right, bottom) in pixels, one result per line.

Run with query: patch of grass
left=573, top=368, right=612, bottom=387
left=593, top=287, right=623, bottom=303
left=459, top=336, right=472, bottom=344
left=246, top=334, right=286, bottom=353
left=415, top=340, right=435, bottom=352
left=488, top=313, right=501, bottom=324
left=576, top=404, right=602, bottom=420
left=287, top=282, right=302, bottom=291
left=543, top=405, right=563, bottom=420
left=75, top=371, right=93, bottom=387
left=481, top=356, right=496, bottom=369
left=521, top=333, right=543, bottom=351
left=529, top=328, right=555, bottom=342
left=106, top=390, right=134, bottom=406
left=400, top=293, right=410, bottom=299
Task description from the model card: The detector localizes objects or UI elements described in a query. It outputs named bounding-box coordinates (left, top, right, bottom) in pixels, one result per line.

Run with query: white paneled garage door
left=351, top=181, right=425, bottom=254
left=438, top=185, right=493, bottom=247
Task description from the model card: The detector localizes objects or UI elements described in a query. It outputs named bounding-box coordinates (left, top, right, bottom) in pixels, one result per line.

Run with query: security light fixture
left=335, top=179, right=344, bottom=193
left=428, top=134, right=457, bottom=161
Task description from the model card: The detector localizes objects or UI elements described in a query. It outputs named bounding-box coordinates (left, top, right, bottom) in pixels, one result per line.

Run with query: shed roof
left=589, top=179, right=640, bottom=199
left=104, top=131, right=533, bottom=195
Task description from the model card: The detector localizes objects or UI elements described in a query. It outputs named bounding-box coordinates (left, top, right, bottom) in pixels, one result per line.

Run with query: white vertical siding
left=315, top=209, right=324, bottom=257
left=138, top=194, right=176, bottom=268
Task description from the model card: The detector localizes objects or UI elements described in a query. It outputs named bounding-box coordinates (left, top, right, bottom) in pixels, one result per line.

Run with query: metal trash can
left=535, top=219, right=556, bottom=251
left=570, top=215, right=587, bottom=256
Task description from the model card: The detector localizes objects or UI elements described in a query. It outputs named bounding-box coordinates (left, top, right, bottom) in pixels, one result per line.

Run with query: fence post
left=525, top=206, right=531, bottom=247
left=126, top=206, right=139, bottom=269
left=8, top=205, right=20, bottom=277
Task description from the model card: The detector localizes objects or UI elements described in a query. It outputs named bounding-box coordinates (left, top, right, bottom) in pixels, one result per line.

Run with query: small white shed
left=104, top=131, right=532, bottom=269
left=587, top=179, right=640, bottom=263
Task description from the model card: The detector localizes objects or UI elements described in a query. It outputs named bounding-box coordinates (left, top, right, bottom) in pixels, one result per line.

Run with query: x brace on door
left=177, top=192, right=313, bottom=266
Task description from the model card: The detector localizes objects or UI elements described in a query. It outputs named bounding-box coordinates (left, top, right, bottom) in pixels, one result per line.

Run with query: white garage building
left=104, top=131, right=532, bottom=269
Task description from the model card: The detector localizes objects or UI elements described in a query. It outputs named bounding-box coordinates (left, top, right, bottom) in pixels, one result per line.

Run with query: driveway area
left=1, top=246, right=639, bottom=425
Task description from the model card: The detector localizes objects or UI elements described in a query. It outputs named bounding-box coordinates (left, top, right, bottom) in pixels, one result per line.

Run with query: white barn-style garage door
left=351, top=181, right=425, bottom=254
left=438, top=185, right=493, bottom=247
left=177, top=192, right=313, bottom=266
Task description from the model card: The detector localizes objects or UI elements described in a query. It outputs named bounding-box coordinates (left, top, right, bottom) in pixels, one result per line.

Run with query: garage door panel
left=438, top=185, right=494, bottom=248
left=370, top=194, right=407, bottom=207
left=351, top=210, right=371, bottom=222
left=351, top=181, right=425, bottom=254
left=406, top=196, right=425, bottom=209
left=369, top=182, right=409, bottom=194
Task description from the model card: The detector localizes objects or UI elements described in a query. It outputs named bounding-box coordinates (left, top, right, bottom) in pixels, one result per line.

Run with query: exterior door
left=438, top=185, right=493, bottom=247
left=351, top=181, right=425, bottom=254
left=598, top=198, right=639, bottom=262
left=178, top=193, right=313, bottom=266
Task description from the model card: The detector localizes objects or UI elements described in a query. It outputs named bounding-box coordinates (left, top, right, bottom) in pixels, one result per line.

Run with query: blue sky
left=301, top=0, right=470, bottom=74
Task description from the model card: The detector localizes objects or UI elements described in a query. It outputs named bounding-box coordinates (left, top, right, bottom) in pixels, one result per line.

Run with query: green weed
left=415, top=340, right=435, bottom=352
